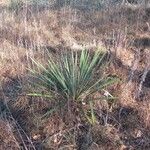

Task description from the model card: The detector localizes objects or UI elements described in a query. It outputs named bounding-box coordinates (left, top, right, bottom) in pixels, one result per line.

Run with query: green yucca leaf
left=98, top=76, right=119, bottom=90
left=84, top=101, right=97, bottom=125
left=41, top=108, right=56, bottom=119
left=89, top=101, right=96, bottom=124
left=27, top=93, right=52, bottom=98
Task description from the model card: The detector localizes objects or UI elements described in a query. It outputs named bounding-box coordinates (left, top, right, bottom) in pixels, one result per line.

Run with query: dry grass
left=0, top=120, right=20, bottom=150
left=0, top=0, right=150, bottom=149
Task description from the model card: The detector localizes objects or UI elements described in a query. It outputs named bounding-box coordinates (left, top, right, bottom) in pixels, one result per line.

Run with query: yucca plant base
left=29, top=50, right=118, bottom=124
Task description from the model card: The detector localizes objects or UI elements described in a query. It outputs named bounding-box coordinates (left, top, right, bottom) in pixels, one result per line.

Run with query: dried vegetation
left=0, top=0, right=150, bottom=149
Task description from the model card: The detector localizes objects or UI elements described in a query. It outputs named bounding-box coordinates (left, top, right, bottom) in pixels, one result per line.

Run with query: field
left=0, top=0, right=150, bottom=149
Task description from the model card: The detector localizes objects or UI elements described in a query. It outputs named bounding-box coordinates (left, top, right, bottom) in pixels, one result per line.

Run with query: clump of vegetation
left=9, top=0, right=23, bottom=11
left=29, top=49, right=117, bottom=124
left=27, top=0, right=53, bottom=7
left=1, top=0, right=149, bottom=149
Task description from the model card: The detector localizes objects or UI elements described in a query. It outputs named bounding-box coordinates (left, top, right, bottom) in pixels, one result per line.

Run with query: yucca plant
left=29, top=49, right=117, bottom=124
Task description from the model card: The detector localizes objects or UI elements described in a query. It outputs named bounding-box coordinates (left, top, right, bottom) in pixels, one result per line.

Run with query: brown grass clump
left=0, top=120, right=20, bottom=150
left=0, top=1, right=150, bottom=150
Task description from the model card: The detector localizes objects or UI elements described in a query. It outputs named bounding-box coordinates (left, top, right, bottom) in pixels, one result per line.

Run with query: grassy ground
left=0, top=0, right=150, bottom=149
